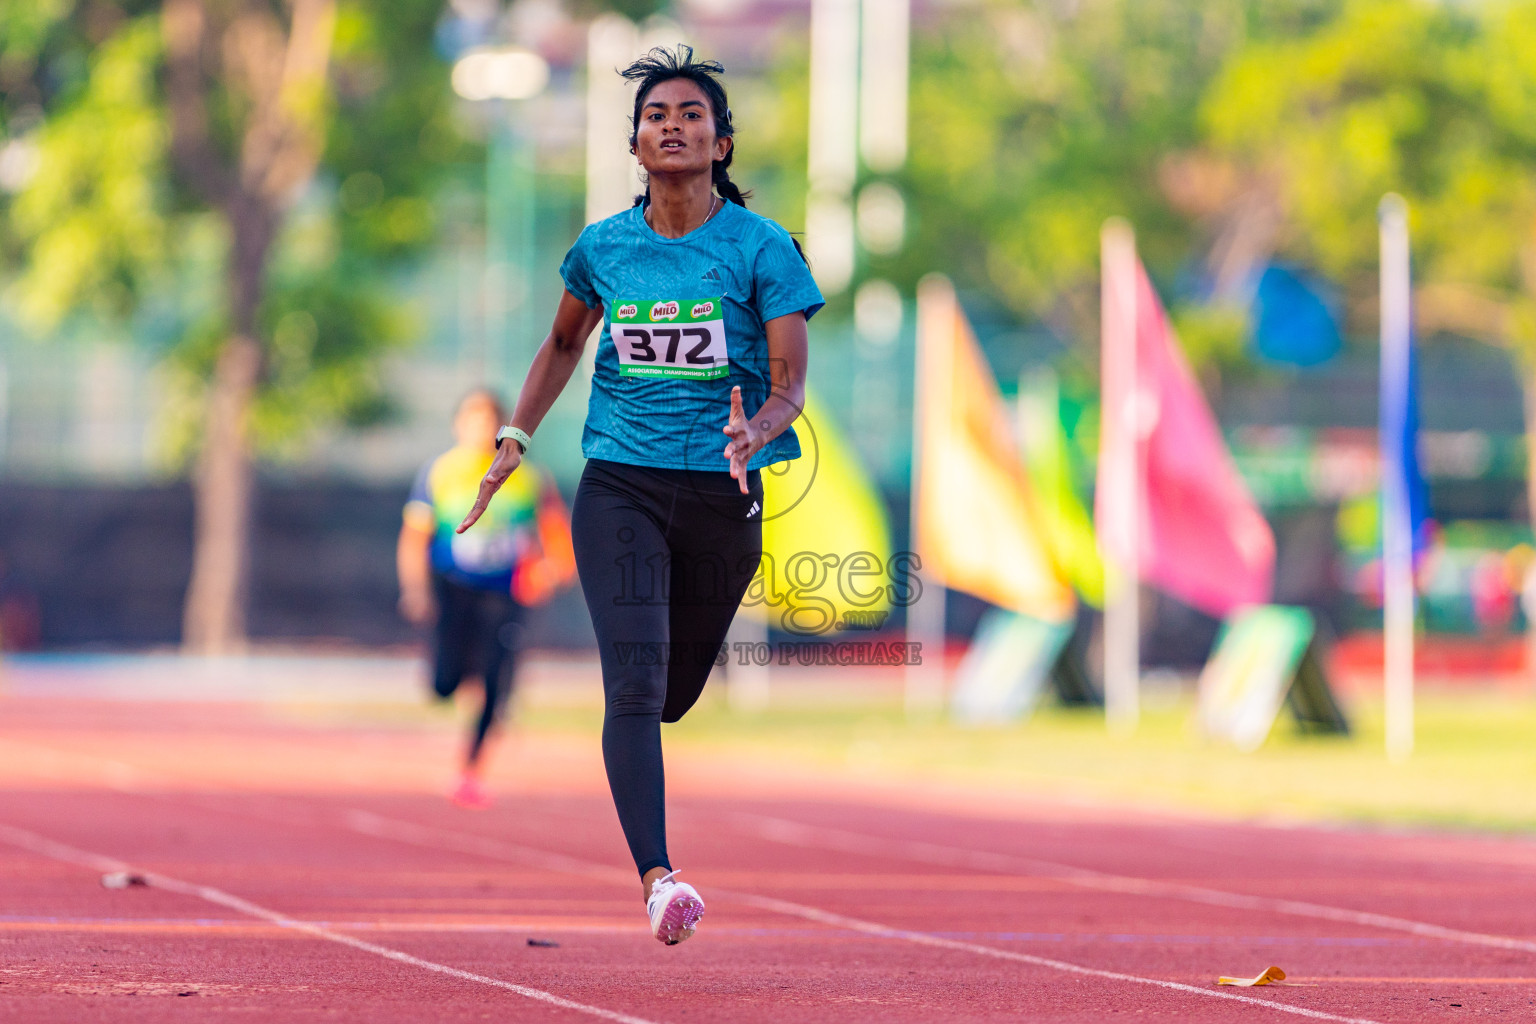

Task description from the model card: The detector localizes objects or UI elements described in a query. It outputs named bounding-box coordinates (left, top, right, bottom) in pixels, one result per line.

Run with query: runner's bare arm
left=396, top=516, right=435, bottom=623
left=722, top=311, right=808, bottom=493
left=457, top=290, right=604, bottom=534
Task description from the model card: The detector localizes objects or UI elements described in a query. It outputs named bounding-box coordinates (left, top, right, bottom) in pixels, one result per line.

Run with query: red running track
left=3, top=696, right=1536, bottom=1022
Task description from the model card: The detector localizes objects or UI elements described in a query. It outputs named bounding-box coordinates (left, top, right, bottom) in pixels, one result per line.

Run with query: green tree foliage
left=1202, top=0, right=1536, bottom=353
left=737, top=0, right=1338, bottom=355
left=725, top=47, right=809, bottom=238
left=0, top=0, right=475, bottom=650
left=4, top=15, right=166, bottom=329
left=1, top=0, right=473, bottom=454
left=1200, top=0, right=1536, bottom=529
left=893, top=0, right=1338, bottom=344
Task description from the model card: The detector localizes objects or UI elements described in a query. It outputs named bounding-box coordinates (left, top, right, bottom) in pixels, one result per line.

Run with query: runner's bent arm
left=458, top=290, right=603, bottom=533
left=723, top=310, right=809, bottom=492
left=396, top=518, right=434, bottom=623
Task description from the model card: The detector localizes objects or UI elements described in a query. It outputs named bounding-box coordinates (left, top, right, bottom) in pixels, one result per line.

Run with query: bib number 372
left=610, top=297, right=728, bottom=380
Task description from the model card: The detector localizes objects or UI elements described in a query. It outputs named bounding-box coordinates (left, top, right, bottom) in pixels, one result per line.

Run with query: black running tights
left=431, top=574, right=523, bottom=768
left=571, top=458, right=763, bottom=878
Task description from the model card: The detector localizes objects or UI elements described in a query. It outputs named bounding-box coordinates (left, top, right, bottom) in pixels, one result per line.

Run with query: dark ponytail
left=711, top=161, right=749, bottom=209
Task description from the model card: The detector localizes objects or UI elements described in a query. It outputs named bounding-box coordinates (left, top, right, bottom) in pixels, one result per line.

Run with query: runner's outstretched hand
left=457, top=443, right=522, bottom=533
left=722, top=385, right=761, bottom=495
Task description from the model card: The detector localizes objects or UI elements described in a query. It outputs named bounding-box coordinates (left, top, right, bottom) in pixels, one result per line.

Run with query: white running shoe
left=646, top=869, right=705, bottom=945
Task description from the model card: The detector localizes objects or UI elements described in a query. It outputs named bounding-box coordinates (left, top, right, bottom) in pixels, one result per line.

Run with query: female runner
left=400, top=388, right=571, bottom=810
left=455, top=46, right=823, bottom=945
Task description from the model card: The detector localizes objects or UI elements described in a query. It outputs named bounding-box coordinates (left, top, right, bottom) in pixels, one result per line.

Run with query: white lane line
left=340, top=810, right=1386, bottom=1024
left=728, top=813, right=1536, bottom=957
left=744, top=893, right=1384, bottom=1024
left=345, top=810, right=633, bottom=886
left=0, top=822, right=661, bottom=1024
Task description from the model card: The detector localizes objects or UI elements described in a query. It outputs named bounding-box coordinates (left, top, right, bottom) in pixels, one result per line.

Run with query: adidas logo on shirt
left=702, top=267, right=728, bottom=298
left=745, top=500, right=760, bottom=519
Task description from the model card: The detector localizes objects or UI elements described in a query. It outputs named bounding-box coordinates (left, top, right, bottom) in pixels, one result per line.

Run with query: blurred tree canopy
left=745, top=0, right=1536, bottom=387
left=1203, top=0, right=1536, bottom=353
left=1200, top=0, right=1536, bottom=521
left=885, top=0, right=1340, bottom=353
left=0, top=0, right=475, bottom=650
left=1, top=0, right=473, bottom=450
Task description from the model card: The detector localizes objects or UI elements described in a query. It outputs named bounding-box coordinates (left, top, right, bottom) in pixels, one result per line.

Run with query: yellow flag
left=755, top=390, right=894, bottom=636
left=914, top=276, right=1074, bottom=622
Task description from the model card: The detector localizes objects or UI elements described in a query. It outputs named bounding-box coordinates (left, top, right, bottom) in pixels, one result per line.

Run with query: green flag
left=1018, top=369, right=1105, bottom=607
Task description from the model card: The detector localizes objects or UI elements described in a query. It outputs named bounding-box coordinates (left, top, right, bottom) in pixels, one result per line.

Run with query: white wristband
left=496, top=425, right=531, bottom=454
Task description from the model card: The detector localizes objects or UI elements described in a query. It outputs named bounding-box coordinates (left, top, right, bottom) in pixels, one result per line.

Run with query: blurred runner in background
left=397, top=388, right=574, bottom=809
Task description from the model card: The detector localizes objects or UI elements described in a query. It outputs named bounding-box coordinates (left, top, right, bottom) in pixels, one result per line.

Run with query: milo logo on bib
left=610, top=297, right=729, bottom=380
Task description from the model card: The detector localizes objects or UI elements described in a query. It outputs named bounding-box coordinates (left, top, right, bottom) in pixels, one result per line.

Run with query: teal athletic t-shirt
left=559, top=201, right=825, bottom=472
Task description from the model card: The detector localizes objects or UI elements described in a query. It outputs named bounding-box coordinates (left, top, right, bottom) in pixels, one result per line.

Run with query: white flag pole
left=1379, top=194, right=1415, bottom=762
left=581, top=16, right=643, bottom=377
left=906, top=276, right=950, bottom=716
left=806, top=0, right=859, bottom=296
left=584, top=16, right=641, bottom=228
left=1100, top=220, right=1140, bottom=735
left=859, top=0, right=909, bottom=175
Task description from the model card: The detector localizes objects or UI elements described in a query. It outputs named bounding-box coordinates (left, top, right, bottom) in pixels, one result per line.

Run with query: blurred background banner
left=1196, top=604, right=1347, bottom=752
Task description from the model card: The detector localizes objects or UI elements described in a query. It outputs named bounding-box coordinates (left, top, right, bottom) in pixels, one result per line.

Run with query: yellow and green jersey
left=404, top=445, right=543, bottom=591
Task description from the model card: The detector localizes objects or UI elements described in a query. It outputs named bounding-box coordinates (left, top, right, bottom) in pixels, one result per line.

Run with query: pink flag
left=1096, top=254, right=1274, bottom=617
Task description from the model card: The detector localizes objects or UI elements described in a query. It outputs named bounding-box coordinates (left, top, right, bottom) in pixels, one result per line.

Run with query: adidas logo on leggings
left=746, top=500, right=760, bottom=519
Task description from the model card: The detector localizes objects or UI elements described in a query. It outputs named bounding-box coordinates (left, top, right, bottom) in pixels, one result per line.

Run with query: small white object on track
left=101, top=871, right=149, bottom=889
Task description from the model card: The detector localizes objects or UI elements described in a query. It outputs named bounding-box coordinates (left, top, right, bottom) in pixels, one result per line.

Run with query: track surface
left=4, top=694, right=1536, bottom=1022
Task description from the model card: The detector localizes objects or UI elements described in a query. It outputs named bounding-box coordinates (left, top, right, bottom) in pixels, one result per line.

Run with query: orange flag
left=913, top=276, right=1075, bottom=622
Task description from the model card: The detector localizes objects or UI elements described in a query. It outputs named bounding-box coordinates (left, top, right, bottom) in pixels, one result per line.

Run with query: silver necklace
left=649, top=194, right=721, bottom=234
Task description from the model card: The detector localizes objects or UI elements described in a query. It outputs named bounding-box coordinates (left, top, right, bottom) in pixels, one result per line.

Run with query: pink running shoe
left=645, top=870, right=705, bottom=945
left=449, top=773, right=492, bottom=810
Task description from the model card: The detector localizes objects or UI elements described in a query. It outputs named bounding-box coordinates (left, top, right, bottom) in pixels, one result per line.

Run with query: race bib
left=450, top=528, right=518, bottom=573
left=609, top=298, right=728, bottom=380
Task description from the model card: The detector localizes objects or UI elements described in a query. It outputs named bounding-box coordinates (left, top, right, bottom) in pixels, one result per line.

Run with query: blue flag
left=1378, top=251, right=1429, bottom=560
